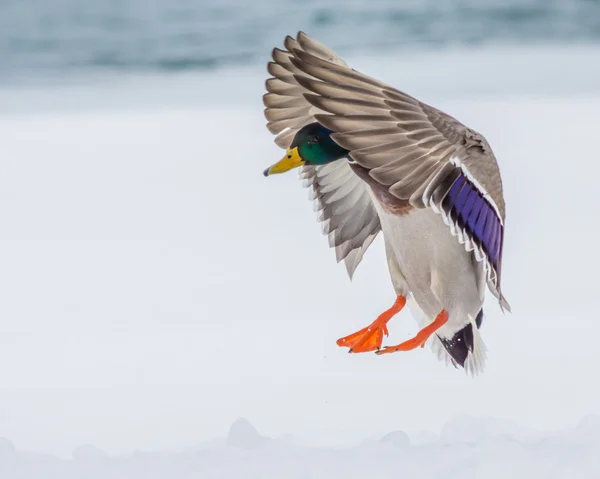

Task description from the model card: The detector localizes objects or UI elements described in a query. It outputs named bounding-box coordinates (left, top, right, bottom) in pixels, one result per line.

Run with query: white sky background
left=1, top=45, right=600, bottom=458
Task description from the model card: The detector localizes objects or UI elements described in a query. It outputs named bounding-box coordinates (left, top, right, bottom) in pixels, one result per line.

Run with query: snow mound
left=379, top=431, right=410, bottom=448
left=0, top=437, right=16, bottom=457
left=226, top=418, right=269, bottom=449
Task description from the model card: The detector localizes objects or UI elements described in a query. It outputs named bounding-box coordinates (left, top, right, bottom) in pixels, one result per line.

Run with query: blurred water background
left=1, top=0, right=600, bottom=84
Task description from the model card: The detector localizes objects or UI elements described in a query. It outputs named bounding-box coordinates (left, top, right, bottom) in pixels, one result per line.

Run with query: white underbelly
left=373, top=199, right=485, bottom=334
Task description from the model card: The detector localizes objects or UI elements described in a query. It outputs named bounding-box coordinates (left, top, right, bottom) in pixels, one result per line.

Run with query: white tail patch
left=406, top=296, right=487, bottom=377
left=464, top=313, right=488, bottom=377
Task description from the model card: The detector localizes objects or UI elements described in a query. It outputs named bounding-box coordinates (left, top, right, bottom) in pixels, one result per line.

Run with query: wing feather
left=304, top=162, right=381, bottom=277
left=263, top=33, right=382, bottom=278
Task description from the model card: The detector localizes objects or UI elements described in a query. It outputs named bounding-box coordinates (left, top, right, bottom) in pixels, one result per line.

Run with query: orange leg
left=336, top=296, right=406, bottom=353
left=376, top=309, right=449, bottom=355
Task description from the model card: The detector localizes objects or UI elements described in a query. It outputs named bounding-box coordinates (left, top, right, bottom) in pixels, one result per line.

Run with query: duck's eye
left=312, top=135, right=320, bottom=143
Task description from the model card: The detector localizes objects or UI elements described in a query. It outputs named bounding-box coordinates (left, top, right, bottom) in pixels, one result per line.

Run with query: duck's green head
left=263, top=122, right=349, bottom=176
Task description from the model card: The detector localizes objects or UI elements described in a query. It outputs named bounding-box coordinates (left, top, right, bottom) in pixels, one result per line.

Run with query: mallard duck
left=262, top=32, right=510, bottom=375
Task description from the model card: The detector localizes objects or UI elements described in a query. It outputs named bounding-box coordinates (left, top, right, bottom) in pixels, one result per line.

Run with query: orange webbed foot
left=376, top=309, right=449, bottom=355
left=336, top=323, right=388, bottom=353
left=336, top=296, right=406, bottom=353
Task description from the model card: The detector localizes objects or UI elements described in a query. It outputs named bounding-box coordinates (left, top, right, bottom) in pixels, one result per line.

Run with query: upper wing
left=278, top=32, right=510, bottom=310
left=263, top=33, right=381, bottom=279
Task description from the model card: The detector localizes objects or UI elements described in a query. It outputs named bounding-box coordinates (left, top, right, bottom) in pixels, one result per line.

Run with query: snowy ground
left=1, top=44, right=600, bottom=476
left=1, top=416, right=600, bottom=479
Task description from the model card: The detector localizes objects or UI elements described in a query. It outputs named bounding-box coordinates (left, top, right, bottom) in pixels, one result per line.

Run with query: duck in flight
left=262, top=32, right=510, bottom=375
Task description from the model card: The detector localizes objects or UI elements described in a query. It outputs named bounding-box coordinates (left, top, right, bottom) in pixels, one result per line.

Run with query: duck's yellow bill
left=263, top=147, right=304, bottom=176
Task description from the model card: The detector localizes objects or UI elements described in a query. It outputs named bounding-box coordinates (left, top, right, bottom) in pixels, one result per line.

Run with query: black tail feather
left=439, top=309, right=484, bottom=368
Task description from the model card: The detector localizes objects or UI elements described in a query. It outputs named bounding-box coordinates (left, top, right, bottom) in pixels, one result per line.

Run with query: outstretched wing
left=263, top=33, right=381, bottom=279
left=300, top=162, right=380, bottom=278
left=278, top=32, right=510, bottom=310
